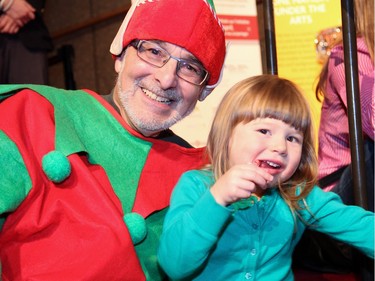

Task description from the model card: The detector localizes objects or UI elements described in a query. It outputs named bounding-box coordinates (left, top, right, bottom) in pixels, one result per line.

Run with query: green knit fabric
left=0, top=131, right=32, bottom=215
left=135, top=208, right=169, bottom=281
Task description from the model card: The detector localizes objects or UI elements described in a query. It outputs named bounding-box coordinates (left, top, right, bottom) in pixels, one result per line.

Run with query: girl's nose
left=154, top=59, right=178, bottom=89
left=270, top=138, right=287, bottom=155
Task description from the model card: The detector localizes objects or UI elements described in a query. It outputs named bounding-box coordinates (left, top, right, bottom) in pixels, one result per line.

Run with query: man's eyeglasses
left=130, top=40, right=209, bottom=86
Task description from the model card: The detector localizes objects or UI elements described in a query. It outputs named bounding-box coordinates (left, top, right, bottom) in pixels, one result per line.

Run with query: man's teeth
left=143, top=89, right=170, bottom=103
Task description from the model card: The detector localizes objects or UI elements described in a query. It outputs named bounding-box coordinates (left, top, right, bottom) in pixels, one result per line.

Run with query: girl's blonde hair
left=355, top=0, right=374, bottom=61
left=206, top=75, right=318, bottom=211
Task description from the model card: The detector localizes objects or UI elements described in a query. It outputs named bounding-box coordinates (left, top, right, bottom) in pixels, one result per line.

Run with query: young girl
left=157, top=75, right=374, bottom=280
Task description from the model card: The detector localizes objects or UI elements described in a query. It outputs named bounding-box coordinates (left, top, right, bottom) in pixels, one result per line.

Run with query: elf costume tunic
left=0, top=85, right=207, bottom=281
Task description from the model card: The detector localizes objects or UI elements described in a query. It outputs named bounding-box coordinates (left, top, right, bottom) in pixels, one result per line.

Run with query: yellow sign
left=274, top=0, right=342, bottom=140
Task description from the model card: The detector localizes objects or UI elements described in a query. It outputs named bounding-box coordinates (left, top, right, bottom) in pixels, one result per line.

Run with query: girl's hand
left=210, top=164, right=273, bottom=206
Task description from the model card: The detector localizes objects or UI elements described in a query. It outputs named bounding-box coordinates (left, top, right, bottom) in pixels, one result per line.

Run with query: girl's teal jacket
left=158, top=169, right=374, bottom=281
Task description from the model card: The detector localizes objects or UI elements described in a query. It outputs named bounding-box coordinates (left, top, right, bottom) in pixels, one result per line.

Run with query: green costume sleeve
left=0, top=131, right=32, bottom=228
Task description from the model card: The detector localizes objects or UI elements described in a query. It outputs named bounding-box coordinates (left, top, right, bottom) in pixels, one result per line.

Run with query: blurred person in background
left=0, top=0, right=53, bottom=84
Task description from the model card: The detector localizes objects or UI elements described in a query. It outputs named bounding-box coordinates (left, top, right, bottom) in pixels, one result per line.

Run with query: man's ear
left=199, top=87, right=214, bottom=101
left=114, top=57, right=123, bottom=74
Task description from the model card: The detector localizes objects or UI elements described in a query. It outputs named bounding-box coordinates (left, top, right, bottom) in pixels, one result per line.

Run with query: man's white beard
left=116, top=78, right=189, bottom=136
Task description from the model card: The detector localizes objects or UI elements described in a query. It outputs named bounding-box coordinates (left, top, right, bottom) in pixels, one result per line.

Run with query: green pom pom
left=124, top=212, right=147, bottom=245
left=42, top=151, right=71, bottom=183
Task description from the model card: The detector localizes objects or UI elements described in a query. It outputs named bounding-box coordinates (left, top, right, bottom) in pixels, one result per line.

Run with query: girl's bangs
left=237, top=85, right=311, bottom=133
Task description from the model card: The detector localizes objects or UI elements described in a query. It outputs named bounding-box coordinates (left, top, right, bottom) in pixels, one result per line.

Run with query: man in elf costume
left=0, top=0, right=226, bottom=280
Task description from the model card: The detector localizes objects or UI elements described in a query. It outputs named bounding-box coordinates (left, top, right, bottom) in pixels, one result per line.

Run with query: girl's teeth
left=266, top=161, right=280, bottom=168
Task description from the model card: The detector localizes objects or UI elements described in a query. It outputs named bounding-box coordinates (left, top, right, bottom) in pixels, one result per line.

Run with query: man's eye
left=180, top=62, right=202, bottom=76
left=147, top=48, right=162, bottom=57
left=185, top=64, right=199, bottom=74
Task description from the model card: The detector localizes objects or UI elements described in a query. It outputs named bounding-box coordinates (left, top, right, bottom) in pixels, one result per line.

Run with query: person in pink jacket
left=294, top=0, right=374, bottom=278
left=315, top=0, right=374, bottom=210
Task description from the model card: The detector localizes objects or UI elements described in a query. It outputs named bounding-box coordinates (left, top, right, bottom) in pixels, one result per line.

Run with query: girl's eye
left=287, top=135, right=301, bottom=143
left=257, top=129, right=269, bottom=135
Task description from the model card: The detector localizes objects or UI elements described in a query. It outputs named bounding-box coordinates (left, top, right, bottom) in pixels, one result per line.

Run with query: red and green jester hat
left=0, top=0, right=226, bottom=280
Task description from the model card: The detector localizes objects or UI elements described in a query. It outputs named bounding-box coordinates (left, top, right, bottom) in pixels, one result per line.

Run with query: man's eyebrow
left=185, top=55, right=204, bottom=66
left=152, top=40, right=166, bottom=46
left=153, top=40, right=204, bottom=66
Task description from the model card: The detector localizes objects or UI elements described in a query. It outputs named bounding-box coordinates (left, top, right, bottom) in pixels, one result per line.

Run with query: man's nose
left=154, top=58, right=178, bottom=89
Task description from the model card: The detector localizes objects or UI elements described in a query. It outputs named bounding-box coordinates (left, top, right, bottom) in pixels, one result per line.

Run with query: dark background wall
left=44, top=0, right=131, bottom=95
left=43, top=0, right=265, bottom=95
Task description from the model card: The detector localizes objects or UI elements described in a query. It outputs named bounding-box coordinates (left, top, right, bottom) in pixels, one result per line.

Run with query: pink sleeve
left=358, top=55, right=374, bottom=140
left=328, top=44, right=374, bottom=140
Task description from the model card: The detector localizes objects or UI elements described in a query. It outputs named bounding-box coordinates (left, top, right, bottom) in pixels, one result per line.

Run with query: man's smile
left=142, top=88, right=172, bottom=104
